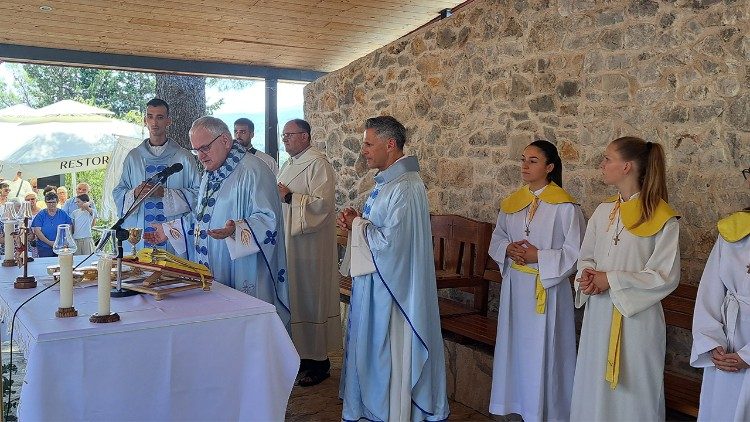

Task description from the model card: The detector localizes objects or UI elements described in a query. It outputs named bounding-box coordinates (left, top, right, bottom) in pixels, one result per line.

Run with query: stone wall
left=309, top=0, right=750, bottom=387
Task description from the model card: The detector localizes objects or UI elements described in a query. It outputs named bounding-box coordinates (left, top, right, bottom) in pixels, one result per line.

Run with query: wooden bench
left=661, top=283, right=700, bottom=417
left=431, top=214, right=493, bottom=315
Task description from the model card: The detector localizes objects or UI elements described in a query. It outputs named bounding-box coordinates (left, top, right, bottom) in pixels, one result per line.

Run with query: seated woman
left=31, top=192, right=73, bottom=257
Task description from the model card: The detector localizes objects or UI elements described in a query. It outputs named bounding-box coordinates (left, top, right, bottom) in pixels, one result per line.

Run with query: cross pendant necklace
left=746, top=264, right=750, bottom=274
left=612, top=215, right=625, bottom=246
left=525, top=227, right=531, bottom=236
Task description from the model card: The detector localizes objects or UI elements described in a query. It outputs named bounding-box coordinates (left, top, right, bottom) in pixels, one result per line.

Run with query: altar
left=0, top=257, right=299, bottom=421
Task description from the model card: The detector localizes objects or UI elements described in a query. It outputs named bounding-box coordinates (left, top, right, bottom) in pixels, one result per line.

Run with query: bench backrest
left=431, top=214, right=492, bottom=280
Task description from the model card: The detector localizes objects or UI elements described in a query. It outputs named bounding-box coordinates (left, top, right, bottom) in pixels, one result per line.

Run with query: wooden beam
left=0, top=43, right=326, bottom=81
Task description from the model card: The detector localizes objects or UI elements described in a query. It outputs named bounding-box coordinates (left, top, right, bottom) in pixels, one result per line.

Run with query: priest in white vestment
left=691, top=170, right=750, bottom=421
left=571, top=137, right=680, bottom=421
left=277, top=119, right=341, bottom=386
left=488, top=141, right=584, bottom=422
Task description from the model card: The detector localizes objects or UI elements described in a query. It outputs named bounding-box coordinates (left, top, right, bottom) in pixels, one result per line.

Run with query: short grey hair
left=190, top=116, right=231, bottom=138
left=365, top=116, right=407, bottom=149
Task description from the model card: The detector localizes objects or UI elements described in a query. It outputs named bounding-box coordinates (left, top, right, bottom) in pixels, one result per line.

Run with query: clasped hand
left=711, top=346, right=749, bottom=372
left=577, top=267, right=610, bottom=295
left=336, top=207, right=359, bottom=231
left=506, top=240, right=538, bottom=266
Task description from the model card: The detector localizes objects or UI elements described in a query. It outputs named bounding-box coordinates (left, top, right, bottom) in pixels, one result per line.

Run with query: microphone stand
left=109, top=176, right=168, bottom=298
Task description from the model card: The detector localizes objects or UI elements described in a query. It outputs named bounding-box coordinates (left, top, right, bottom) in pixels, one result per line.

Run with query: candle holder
left=1, top=203, right=19, bottom=267
left=53, top=224, right=78, bottom=318
left=14, top=202, right=36, bottom=289
left=90, top=230, right=120, bottom=323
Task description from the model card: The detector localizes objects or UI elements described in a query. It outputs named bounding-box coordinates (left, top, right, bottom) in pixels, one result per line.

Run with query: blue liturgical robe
left=113, top=139, right=200, bottom=252
left=340, top=156, right=449, bottom=421
left=167, top=143, right=291, bottom=329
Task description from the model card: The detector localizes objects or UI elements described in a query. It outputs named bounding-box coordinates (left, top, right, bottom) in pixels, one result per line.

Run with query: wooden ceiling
left=0, top=0, right=461, bottom=73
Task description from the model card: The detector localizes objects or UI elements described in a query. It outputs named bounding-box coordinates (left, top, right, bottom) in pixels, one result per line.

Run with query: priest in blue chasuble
left=113, top=98, right=200, bottom=254
left=337, top=116, right=449, bottom=421
left=145, top=116, right=290, bottom=329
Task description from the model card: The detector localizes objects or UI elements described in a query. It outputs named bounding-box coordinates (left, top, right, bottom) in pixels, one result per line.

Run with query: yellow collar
left=603, top=194, right=680, bottom=237
left=500, top=182, right=577, bottom=214
left=717, top=211, right=750, bottom=243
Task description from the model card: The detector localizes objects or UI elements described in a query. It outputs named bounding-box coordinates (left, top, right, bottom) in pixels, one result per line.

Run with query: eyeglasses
left=281, top=132, right=305, bottom=140
left=45, top=200, right=57, bottom=204
left=743, top=168, right=750, bottom=180
left=189, top=133, right=223, bottom=155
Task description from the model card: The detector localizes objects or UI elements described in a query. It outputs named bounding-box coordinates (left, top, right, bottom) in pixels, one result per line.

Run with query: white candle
left=3, top=222, right=14, bottom=261
left=97, top=257, right=112, bottom=315
left=59, top=254, right=74, bottom=308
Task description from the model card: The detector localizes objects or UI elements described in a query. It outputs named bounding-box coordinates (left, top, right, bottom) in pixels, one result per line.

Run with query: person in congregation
left=8, top=171, right=34, bottom=200
left=234, top=117, right=278, bottom=175
left=56, top=186, right=69, bottom=207
left=23, top=192, right=40, bottom=258
left=144, top=116, right=290, bottom=329
left=62, top=182, right=97, bottom=217
left=337, top=116, right=449, bottom=421
left=0, top=182, right=10, bottom=205
left=31, top=192, right=73, bottom=258
left=488, top=140, right=584, bottom=421
left=113, top=98, right=200, bottom=253
left=71, top=194, right=96, bottom=256
left=690, top=165, right=750, bottom=421
left=571, top=136, right=680, bottom=420
left=277, top=118, right=341, bottom=387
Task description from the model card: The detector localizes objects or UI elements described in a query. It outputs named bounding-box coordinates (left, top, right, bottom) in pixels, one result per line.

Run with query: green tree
left=6, top=63, right=155, bottom=118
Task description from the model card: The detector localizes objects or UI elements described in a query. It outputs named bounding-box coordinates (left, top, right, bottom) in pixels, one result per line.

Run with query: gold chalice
left=127, top=228, right=143, bottom=258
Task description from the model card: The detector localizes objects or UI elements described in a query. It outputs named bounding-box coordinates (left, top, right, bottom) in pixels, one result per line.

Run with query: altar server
left=337, top=116, right=449, bottom=421
left=488, top=140, right=584, bottom=421
left=113, top=98, right=200, bottom=253
left=146, top=116, right=290, bottom=329
left=571, top=136, right=680, bottom=420
left=690, top=166, right=750, bottom=421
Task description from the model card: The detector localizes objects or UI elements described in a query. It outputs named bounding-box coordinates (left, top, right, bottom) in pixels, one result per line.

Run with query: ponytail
left=612, top=137, right=668, bottom=227
left=529, top=139, right=563, bottom=187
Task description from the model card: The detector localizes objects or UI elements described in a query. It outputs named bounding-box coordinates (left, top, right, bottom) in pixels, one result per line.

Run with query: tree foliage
left=2, top=63, right=155, bottom=118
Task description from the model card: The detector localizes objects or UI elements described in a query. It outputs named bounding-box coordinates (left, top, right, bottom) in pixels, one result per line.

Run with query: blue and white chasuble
left=340, top=156, right=449, bottom=421
left=167, top=143, right=291, bottom=329
left=113, top=139, right=200, bottom=253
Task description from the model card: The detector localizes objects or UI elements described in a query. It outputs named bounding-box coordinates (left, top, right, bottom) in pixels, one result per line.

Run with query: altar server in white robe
left=690, top=166, right=750, bottom=421
left=113, top=98, right=200, bottom=253
left=337, top=116, right=449, bottom=422
left=488, top=140, right=584, bottom=422
left=145, top=116, right=290, bottom=329
left=571, top=136, right=681, bottom=421
left=277, top=118, right=341, bottom=386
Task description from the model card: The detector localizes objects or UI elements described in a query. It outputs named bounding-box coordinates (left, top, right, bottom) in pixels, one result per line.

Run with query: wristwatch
left=284, top=192, right=293, bottom=204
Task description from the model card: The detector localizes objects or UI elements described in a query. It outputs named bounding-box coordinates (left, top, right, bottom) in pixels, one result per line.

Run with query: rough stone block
left=528, top=95, right=556, bottom=112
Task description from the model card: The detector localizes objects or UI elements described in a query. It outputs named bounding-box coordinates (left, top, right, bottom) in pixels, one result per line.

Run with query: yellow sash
left=500, top=182, right=577, bottom=214
left=717, top=211, right=750, bottom=243
left=602, top=195, right=680, bottom=237
left=606, top=307, right=623, bottom=389
left=510, top=262, right=546, bottom=314
left=600, top=194, right=678, bottom=390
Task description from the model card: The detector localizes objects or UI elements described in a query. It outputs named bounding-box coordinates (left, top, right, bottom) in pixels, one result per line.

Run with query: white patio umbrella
left=0, top=118, right=144, bottom=179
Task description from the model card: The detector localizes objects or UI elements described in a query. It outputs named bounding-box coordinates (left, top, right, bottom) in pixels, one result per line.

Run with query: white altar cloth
left=0, top=257, right=299, bottom=421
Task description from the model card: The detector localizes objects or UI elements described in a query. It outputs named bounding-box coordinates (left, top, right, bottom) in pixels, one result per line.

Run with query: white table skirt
left=0, top=257, right=300, bottom=421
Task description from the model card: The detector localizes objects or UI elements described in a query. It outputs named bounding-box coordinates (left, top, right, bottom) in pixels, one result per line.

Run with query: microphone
left=152, top=163, right=183, bottom=181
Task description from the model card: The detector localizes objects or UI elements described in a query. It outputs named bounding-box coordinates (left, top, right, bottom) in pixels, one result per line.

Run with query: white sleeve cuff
left=350, top=217, right=376, bottom=277
left=163, top=221, right=187, bottom=255
left=224, top=220, right=260, bottom=260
